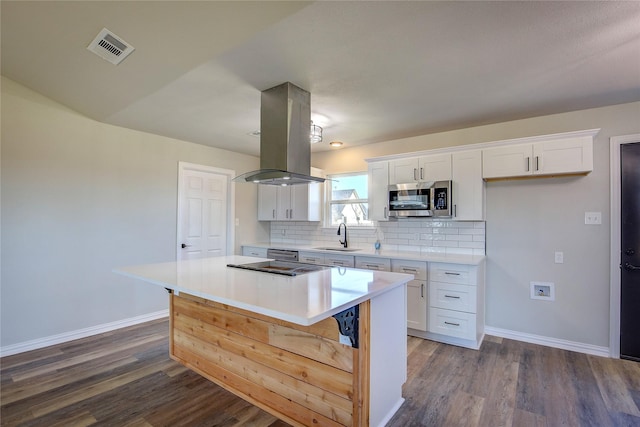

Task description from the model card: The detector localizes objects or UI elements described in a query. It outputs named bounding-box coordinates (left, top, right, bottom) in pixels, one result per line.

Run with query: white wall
left=0, top=76, right=268, bottom=348
left=313, top=101, right=640, bottom=348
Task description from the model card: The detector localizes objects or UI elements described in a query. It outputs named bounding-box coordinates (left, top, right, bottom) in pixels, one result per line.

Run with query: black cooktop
left=226, top=260, right=330, bottom=276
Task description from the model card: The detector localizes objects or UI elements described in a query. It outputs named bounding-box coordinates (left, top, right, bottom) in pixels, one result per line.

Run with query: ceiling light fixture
left=310, top=121, right=323, bottom=144
left=329, top=141, right=343, bottom=148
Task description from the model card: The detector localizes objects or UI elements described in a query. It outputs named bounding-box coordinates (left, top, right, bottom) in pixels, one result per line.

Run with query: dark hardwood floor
left=1, top=319, right=639, bottom=426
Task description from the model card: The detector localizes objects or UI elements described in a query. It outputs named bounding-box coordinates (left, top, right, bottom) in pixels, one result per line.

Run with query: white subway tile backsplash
left=446, top=234, right=473, bottom=242
left=454, top=222, right=476, bottom=228
left=459, top=228, right=484, bottom=235
left=268, top=220, right=486, bottom=255
left=459, top=241, right=486, bottom=249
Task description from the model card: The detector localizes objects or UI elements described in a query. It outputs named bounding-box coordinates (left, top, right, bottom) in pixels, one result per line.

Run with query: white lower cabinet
left=355, top=256, right=391, bottom=271
left=406, top=281, right=427, bottom=331
left=324, top=254, right=354, bottom=267
left=426, top=261, right=485, bottom=349
left=428, top=308, right=477, bottom=340
left=392, top=259, right=428, bottom=332
left=298, top=252, right=325, bottom=265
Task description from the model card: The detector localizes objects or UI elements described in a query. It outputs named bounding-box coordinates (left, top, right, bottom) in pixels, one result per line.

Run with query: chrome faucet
left=337, top=222, right=348, bottom=248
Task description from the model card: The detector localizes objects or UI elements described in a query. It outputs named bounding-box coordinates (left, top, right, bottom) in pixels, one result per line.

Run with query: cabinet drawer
left=391, top=259, right=427, bottom=280
left=355, top=256, right=391, bottom=271
left=324, top=254, right=355, bottom=267
left=429, top=263, right=474, bottom=285
left=428, top=308, right=476, bottom=340
left=242, top=246, right=268, bottom=258
left=429, top=282, right=476, bottom=313
left=299, top=252, right=325, bottom=265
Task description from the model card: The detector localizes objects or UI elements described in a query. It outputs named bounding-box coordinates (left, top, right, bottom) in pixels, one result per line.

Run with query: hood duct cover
left=233, top=82, right=325, bottom=186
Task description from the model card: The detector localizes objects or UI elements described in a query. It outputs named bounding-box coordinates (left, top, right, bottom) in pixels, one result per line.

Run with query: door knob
left=623, top=262, right=640, bottom=271
left=181, top=243, right=192, bottom=249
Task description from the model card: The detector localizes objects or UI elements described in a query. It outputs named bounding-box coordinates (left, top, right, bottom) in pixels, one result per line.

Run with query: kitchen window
left=326, top=172, right=372, bottom=227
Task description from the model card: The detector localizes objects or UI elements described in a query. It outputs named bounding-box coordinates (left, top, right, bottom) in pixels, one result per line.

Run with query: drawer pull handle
left=444, top=295, right=460, bottom=299
left=366, top=264, right=379, bottom=269
left=444, top=321, right=460, bottom=327
left=445, top=272, right=461, bottom=276
left=403, top=268, right=418, bottom=273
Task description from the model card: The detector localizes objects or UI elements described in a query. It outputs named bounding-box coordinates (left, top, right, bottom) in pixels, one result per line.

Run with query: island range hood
left=233, top=82, right=325, bottom=186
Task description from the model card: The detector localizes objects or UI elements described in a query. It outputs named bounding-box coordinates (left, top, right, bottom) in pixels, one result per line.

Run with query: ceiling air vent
left=87, top=28, right=135, bottom=65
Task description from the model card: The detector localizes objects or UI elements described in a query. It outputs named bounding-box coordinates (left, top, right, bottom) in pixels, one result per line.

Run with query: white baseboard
left=0, top=309, right=169, bottom=358
left=375, top=397, right=405, bottom=427
left=484, top=326, right=610, bottom=358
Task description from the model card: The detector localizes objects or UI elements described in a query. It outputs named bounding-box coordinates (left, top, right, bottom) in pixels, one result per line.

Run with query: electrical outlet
left=555, top=251, right=564, bottom=264
left=585, top=211, right=602, bottom=225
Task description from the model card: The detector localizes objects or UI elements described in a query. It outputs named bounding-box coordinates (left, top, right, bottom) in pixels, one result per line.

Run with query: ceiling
left=2, top=1, right=639, bottom=156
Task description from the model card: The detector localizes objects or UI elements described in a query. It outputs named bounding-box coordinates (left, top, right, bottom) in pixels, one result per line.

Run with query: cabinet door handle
left=413, top=168, right=418, bottom=181
left=526, top=157, right=530, bottom=172
left=420, top=167, right=424, bottom=180
left=445, top=272, right=461, bottom=276
left=454, top=204, right=457, bottom=218
left=444, top=294, right=460, bottom=299
left=535, top=156, right=540, bottom=171
left=289, top=209, right=293, bottom=219
left=421, top=283, right=424, bottom=298
left=444, top=321, right=460, bottom=327
left=272, top=209, right=275, bottom=219
left=384, top=206, right=388, bottom=218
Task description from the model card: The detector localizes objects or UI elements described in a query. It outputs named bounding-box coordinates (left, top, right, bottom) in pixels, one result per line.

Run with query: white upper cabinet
left=368, top=161, right=389, bottom=221
left=482, top=135, right=594, bottom=179
left=389, top=153, right=452, bottom=184
left=452, top=150, right=485, bottom=220
left=257, top=167, right=323, bottom=221
left=257, top=185, right=278, bottom=221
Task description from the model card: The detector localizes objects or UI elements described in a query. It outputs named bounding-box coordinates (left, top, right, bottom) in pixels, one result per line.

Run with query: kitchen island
left=116, top=255, right=413, bottom=427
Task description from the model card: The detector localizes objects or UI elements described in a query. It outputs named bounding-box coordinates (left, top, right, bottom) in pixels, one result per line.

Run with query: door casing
left=609, top=133, right=640, bottom=358
left=177, top=162, right=235, bottom=260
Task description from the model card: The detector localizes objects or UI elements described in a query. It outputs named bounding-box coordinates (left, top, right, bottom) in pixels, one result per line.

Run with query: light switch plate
left=585, top=212, right=602, bottom=225
left=555, top=251, right=564, bottom=264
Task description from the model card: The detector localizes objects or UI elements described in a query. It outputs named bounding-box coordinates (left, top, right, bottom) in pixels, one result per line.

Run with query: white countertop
left=115, top=255, right=413, bottom=326
left=244, top=243, right=485, bottom=265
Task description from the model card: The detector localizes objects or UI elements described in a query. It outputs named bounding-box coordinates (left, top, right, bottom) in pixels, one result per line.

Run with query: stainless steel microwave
left=388, top=181, right=452, bottom=218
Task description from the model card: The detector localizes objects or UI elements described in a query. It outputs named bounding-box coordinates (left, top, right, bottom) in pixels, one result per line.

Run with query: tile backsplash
left=269, top=219, right=485, bottom=256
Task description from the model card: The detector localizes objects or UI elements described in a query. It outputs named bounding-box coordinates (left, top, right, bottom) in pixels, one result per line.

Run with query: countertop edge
left=242, top=243, right=486, bottom=265
left=114, top=263, right=412, bottom=327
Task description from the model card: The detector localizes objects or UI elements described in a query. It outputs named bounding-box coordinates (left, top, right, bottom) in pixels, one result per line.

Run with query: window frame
left=324, top=171, right=374, bottom=228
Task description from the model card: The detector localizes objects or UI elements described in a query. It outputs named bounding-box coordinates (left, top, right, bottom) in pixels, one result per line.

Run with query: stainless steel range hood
left=233, top=82, right=325, bottom=186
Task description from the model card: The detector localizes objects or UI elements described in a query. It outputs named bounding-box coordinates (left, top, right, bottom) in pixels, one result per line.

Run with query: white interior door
left=177, top=163, right=234, bottom=260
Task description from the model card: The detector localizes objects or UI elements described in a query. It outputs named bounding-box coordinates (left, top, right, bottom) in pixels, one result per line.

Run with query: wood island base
left=169, top=287, right=407, bottom=427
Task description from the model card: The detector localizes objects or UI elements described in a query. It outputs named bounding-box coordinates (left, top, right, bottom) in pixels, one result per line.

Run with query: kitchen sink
left=313, top=247, right=361, bottom=252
